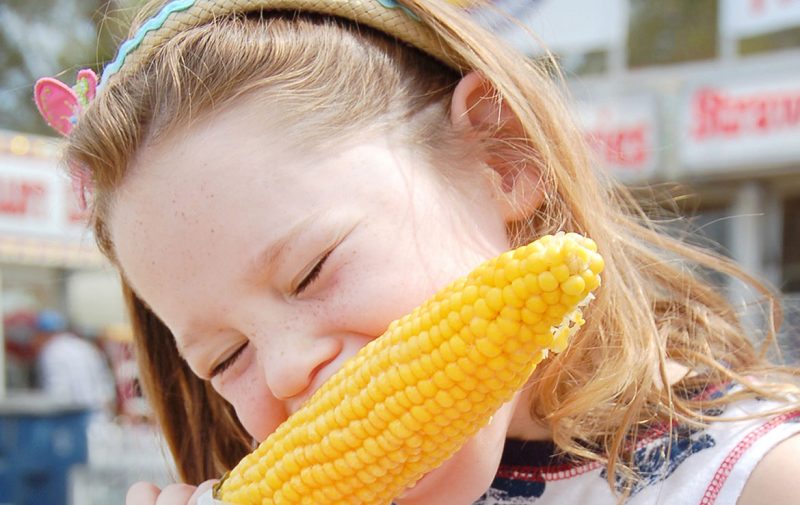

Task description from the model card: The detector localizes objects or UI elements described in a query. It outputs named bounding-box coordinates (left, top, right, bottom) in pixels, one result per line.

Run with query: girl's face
left=110, top=95, right=528, bottom=504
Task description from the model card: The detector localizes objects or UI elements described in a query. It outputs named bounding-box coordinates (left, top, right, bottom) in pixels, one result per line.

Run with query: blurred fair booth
left=0, top=130, right=118, bottom=392
left=0, top=130, right=173, bottom=505
left=475, top=0, right=800, bottom=361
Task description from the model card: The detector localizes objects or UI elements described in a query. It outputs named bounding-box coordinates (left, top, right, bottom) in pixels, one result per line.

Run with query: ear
left=450, top=72, right=545, bottom=222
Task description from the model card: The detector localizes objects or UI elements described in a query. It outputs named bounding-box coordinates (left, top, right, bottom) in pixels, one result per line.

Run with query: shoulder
left=737, top=433, right=800, bottom=505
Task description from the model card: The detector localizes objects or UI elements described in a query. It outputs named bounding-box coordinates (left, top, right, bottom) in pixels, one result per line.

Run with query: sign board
left=721, top=0, right=800, bottom=38
left=0, top=153, right=91, bottom=240
left=471, top=0, right=627, bottom=55
left=575, top=96, right=660, bottom=182
left=680, top=74, right=800, bottom=171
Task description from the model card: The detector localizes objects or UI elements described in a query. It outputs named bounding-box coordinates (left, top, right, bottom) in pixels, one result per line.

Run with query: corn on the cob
left=215, top=232, right=603, bottom=505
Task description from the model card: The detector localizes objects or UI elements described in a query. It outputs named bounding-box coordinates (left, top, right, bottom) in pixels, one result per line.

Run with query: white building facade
left=505, top=0, right=800, bottom=360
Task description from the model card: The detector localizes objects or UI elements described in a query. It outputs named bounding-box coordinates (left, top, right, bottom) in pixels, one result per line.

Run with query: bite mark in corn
left=215, top=232, right=603, bottom=505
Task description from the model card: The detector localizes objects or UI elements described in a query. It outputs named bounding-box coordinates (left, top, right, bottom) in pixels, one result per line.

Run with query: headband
left=103, top=0, right=467, bottom=87
left=34, top=0, right=469, bottom=207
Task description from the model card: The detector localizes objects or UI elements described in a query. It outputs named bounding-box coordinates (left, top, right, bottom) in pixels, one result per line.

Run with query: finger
left=154, top=483, right=197, bottom=505
left=126, top=482, right=161, bottom=505
left=188, top=480, right=219, bottom=505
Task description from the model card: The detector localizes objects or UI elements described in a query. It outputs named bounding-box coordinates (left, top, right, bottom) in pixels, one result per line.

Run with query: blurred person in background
left=3, top=310, right=39, bottom=389
left=32, top=309, right=117, bottom=422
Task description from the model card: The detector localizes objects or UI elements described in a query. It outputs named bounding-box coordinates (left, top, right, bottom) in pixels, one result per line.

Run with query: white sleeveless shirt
left=475, top=385, right=800, bottom=505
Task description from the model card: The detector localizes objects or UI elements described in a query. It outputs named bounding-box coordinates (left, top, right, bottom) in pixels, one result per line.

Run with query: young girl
left=37, top=0, right=800, bottom=503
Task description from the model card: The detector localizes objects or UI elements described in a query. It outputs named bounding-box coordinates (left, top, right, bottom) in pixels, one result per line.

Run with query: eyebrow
left=177, top=212, right=326, bottom=355
left=245, top=211, right=324, bottom=282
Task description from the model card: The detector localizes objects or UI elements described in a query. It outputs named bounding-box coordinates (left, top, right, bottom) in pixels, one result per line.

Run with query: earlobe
left=484, top=161, right=546, bottom=222
left=450, top=72, right=545, bottom=222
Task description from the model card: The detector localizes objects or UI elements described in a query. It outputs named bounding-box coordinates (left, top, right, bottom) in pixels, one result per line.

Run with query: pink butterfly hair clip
left=34, top=69, right=98, bottom=211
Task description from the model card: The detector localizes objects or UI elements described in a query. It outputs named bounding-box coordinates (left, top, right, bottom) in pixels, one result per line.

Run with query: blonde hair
left=66, top=0, right=798, bottom=492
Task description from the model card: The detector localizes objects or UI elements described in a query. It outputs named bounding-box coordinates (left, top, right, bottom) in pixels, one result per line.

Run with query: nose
left=261, top=334, right=343, bottom=401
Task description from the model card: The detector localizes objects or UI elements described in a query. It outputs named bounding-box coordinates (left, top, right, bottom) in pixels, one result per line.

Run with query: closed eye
left=210, top=342, right=248, bottom=378
left=295, top=250, right=332, bottom=294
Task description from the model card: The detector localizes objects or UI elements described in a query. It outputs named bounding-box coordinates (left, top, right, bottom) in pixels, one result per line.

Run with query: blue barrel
left=0, top=394, right=89, bottom=505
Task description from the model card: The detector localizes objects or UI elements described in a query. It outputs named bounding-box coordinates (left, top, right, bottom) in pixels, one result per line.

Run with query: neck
left=505, top=387, right=552, bottom=441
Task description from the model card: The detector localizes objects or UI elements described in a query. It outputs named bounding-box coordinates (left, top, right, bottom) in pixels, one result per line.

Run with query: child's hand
left=125, top=480, right=218, bottom=505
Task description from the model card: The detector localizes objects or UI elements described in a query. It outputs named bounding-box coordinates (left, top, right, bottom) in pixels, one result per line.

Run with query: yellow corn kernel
left=215, top=232, right=603, bottom=505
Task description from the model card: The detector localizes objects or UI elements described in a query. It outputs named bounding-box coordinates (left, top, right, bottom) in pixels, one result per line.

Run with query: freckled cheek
left=222, top=367, right=286, bottom=443
left=328, top=267, right=426, bottom=339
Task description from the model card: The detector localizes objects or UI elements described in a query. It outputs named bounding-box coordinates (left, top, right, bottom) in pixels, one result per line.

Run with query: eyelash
left=295, top=250, right=332, bottom=294
left=209, top=250, right=332, bottom=378
left=211, top=343, right=247, bottom=378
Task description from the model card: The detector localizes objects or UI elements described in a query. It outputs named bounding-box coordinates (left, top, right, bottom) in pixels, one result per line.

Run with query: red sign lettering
left=691, top=87, right=800, bottom=140
left=751, top=0, right=800, bottom=14
left=0, top=178, right=47, bottom=219
left=585, top=124, right=649, bottom=170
